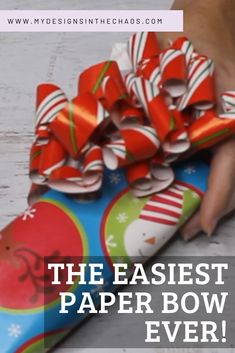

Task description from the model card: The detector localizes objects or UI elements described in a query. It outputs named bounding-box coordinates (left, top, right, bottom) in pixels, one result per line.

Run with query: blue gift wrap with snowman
left=0, top=159, right=209, bottom=353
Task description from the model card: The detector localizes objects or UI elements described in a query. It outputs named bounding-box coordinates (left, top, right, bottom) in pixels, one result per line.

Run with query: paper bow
left=29, top=32, right=235, bottom=203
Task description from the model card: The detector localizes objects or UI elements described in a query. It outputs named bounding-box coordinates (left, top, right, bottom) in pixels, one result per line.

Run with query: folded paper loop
left=172, top=37, right=194, bottom=65
left=220, top=92, right=235, bottom=118
left=46, top=144, right=104, bottom=195
left=126, top=158, right=174, bottom=198
left=177, top=54, right=216, bottom=111
left=28, top=32, right=235, bottom=202
left=111, top=101, right=144, bottom=127
left=160, top=48, right=187, bottom=97
left=35, top=83, right=68, bottom=129
left=35, top=128, right=50, bottom=147
left=102, top=124, right=160, bottom=170
left=137, top=57, right=162, bottom=89
left=78, top=61, right=127, bottom=107
left=30, top=137, right=67, bottom=185
left=128, top=32, right=160, bottom=72
left=50, top=93, right=109, bottom=159
left=30, top=144, right=46, bottom=185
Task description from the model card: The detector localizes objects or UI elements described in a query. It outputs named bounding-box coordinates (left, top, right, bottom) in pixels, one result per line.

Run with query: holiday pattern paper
left=0, top=160, right=208, bottom=353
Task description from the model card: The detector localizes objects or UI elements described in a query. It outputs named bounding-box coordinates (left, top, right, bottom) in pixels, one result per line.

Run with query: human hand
left=159, top=0, right=235, bottom=240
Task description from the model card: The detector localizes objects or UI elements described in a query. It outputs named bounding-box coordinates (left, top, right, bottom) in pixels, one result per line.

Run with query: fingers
left=180, top=137, right=235, bottom=241
left=181, top=186, right=235, bottom=241
left=200, top=138, right=235, bottom=234
left=180, top=211, right=201, bottom=241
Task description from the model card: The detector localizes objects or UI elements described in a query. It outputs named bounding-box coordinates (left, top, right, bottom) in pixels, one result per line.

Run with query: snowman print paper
left=102, top=180, right=202, bottom=263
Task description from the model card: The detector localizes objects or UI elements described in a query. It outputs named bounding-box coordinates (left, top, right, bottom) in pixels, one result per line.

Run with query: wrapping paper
left=0, top=160, right=208, bottom=353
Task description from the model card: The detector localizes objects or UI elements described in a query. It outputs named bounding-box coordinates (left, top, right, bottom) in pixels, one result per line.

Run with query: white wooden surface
left=0, top=0, right=235, bottom=352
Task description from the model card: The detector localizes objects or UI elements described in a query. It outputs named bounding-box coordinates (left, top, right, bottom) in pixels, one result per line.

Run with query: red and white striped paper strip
left=128, top=32, right=160, bottom=72
left=35, top=84, right=68, bottom=128
left=177, top=54, right=216, bottom=111
left=220, top=92, right=235, bottom=117
left=172, top=37, right=194, bottom=65
left=29, top=137, right=67, bottom=185
left=47, top=146, right=104, bottom=194
left=137, top=57, right=162, bottom=89
left=102, top=124, right=160, bottom=170
left=160, top=48, right=187, bottom=97
left=78, top=60, right=127, bottom=109
left=30, top=85, right=109, bottom=196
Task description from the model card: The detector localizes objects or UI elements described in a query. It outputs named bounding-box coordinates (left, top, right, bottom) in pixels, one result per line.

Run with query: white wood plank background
left=0, top=1, right=235, bottom=352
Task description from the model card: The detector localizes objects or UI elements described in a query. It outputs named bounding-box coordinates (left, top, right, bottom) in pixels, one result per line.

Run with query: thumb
left=200, top=138, right=235, bottom=235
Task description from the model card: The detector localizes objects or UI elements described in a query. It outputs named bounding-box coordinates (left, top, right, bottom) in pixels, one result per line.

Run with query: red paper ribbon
left=28, top=32, right=235, bottom=203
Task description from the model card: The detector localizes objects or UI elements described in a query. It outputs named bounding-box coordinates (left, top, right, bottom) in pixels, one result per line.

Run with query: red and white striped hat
left=139, top=183, right=188, bottom=226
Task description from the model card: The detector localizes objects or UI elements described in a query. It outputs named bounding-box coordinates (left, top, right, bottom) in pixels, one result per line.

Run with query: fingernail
left=182, top=226, right=201, bottom=241
left=206, top=219, right=218, bottom=238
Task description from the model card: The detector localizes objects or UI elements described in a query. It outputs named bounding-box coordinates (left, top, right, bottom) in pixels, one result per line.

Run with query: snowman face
left=124, top=219, right=176, bottom=262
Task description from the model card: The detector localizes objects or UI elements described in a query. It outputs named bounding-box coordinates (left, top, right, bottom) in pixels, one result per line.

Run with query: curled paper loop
left=160, top=48, right=187, bottom=98
left=29, top=32, right=235, bottom=202
left=126, top=158, right=175, bottom=198
left=102, top=124, right=160, bottom=170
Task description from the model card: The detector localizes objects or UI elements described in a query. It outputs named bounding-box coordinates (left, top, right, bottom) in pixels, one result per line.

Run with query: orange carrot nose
left=145, top=236, right=156, bottom=245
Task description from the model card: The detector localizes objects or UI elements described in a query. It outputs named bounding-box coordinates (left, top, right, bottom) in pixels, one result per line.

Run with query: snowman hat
left=139, top=183, right=188, bottom=226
